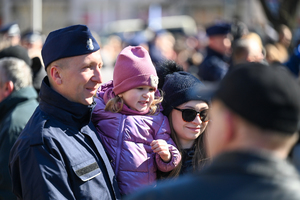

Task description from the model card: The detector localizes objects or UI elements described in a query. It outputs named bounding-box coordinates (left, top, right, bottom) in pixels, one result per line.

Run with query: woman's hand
left=150, top=139, right=171, bottom=162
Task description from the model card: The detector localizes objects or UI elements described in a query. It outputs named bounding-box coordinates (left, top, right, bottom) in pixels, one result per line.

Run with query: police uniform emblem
left=86, top=38, right=94, bottom=50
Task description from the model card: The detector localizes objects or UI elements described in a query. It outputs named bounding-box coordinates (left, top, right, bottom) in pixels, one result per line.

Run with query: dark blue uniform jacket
left=197, top=47, right=229, bottom=82
left=9, top=77, right=120, bottom=200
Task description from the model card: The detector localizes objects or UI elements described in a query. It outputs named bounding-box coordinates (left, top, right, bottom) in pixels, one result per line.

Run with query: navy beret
left=206, top=23, right=231, bottom=36
left=42, top=24, right=100, bottom=69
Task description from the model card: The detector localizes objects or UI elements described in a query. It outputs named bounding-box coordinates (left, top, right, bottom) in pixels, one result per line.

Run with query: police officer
left=9, top=25, right=121, bottom=200
left=197, top=23, right=232, bottom=82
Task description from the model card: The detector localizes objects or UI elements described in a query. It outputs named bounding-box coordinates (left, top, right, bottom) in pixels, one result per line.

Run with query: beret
left=42, top=24, right=100, bottom=69
left=206, top=23, right=231, bottom=36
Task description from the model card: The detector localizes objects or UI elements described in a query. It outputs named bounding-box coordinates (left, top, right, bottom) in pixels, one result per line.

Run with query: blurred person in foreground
left=197, top=23, right=232, bottom=82
left=9, top=24, right=120, bottom=200
left=0, top=57, right=38, bottom=200
left=126, top=62, right=300, bottom=200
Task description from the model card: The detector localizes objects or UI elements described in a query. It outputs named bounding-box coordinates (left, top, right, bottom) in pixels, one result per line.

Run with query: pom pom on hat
left=156, top=60, right=184, bottom=90
left=113, top=46, right=158, bottom=95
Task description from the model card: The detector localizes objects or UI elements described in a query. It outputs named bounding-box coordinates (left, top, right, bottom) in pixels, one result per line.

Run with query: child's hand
left=150, top=139, right=171, bottom=162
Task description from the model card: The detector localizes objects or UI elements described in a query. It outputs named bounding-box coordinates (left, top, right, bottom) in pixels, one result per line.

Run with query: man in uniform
left=9, top=25, right=120, bottom=200
left=197, top=23, right=232, bottom=82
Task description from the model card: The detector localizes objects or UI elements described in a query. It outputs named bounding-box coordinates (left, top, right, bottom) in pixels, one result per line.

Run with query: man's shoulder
left=200, top=55, right=227, bottom=68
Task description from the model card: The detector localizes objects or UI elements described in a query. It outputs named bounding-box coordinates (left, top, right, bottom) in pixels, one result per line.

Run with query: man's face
left=210, top=34, right=232, bottom=55
left=57, top=50, right=103, bottom=105
left=206, top=99, right=228, bottom=158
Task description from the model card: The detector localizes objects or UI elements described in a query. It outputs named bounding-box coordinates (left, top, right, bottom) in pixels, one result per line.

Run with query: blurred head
left=21, top=30, right=44, bottom=59
left=206, top=62, right=300, bottom=158
left=242, top=32, right=265, bottom=63
left=232, top=36, right=265, bottom=65
left=0, top=23, right=21, bottom=46
left=206, top=23, right=232, bottom=55
left=43, top=25, right=103, bottom=105
left=278, top=24, right=292, bottom=48
left=0, top=57, right=32, bottom=102
left=0, top=45, right=32, bottom=67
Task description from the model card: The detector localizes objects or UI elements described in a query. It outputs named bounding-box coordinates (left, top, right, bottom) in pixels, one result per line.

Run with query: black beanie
left=215, top=62, right=300, bottom=133
left=162, top=71, right=209, bottom=117
left=0, top=45, right=32, bottom=66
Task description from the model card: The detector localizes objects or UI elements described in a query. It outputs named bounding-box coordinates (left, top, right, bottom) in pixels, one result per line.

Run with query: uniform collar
left=39, top=77, right=95, bottom=128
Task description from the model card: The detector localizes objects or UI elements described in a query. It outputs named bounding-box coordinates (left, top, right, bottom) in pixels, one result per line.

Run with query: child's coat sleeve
left=154, top=116, right=181, bottom=172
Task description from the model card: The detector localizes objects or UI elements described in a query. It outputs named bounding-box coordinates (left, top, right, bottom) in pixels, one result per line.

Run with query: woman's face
left=171, top=100, right=209, bottom=149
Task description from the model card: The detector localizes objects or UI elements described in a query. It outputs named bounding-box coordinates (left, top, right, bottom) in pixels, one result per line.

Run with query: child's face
left=120, top=86, right=155, bottom=112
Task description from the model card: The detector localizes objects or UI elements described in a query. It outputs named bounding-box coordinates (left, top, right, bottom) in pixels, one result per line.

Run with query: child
left=92, top=46, right=181, bottom=195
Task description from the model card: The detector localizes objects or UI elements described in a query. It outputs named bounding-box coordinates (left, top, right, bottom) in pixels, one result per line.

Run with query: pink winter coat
left=92, top=81, right=181, bottom=195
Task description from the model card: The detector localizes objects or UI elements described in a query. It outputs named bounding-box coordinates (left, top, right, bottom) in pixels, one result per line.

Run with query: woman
left=156, top=60, right=210, bottom=178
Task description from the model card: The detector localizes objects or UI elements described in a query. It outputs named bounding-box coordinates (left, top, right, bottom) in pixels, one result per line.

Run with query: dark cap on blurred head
left=206, top=23, right=231, bottom=36
left=42, top=24, right=100, bottom=69
left=0, top=23, right=20, bottom=36
left=211, top=62, right=300, bottom=133
left=21, top=30, right=43, bottom=43
left=0, top=45, right=31, bottom=66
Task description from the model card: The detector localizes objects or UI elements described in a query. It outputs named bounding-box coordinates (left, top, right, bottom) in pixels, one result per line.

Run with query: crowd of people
left=0, top=17, right=300, bottom=200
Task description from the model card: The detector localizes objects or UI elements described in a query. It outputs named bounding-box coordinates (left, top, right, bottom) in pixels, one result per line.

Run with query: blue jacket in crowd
left=197, top=47, right=229, bottom=82
left=9, top=77, right=121, bottom=200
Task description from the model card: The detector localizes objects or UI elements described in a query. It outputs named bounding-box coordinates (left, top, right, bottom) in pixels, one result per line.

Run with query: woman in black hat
left=156, top=60, right=210, bottom=178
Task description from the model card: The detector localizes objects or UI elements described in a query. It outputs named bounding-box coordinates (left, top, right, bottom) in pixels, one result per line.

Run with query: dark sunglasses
left=173, top=107, right=209, bottom=122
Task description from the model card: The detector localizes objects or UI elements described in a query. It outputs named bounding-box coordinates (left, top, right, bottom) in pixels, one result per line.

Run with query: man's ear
left=224, top=110, right=236, bottom=142
left=3, top=81, right=14, bottom=98
left=49, top=66, right=63, bottom=85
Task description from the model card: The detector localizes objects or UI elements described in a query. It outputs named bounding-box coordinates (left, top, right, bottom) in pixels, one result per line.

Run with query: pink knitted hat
left=113, top=46, right=158, bottom=95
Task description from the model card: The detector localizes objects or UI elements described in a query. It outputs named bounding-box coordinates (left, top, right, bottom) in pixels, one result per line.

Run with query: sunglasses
left=173, top=107, right=209, bottom=122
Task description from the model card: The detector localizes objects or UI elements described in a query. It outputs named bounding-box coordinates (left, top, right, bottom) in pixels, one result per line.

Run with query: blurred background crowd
left=0, top=0, right=300, bottom=84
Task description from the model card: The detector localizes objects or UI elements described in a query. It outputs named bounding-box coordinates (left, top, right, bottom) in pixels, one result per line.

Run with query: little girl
left=92, top=46, right=181, bottom=195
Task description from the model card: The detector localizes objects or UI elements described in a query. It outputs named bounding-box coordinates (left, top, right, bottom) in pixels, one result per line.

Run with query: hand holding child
left=150, top=139, right=171, bottom=162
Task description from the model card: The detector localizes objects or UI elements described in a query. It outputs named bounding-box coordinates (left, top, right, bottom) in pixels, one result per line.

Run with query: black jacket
left=126, top=151, right=300, bottom=200
left=197, top=47, right=229, bottom=82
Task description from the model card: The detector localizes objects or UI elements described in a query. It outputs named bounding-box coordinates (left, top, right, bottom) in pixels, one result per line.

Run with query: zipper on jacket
left=115, top=115, right=126, bottom=176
